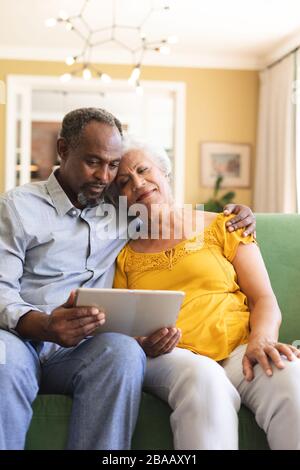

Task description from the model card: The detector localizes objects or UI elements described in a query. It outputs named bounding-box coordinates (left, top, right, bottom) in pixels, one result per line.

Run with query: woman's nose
left=132, top=174, right=145, bottom=190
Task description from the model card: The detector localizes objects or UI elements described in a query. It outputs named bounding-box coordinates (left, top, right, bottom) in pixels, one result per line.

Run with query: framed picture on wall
left=200, top=142, right=251, bottom=188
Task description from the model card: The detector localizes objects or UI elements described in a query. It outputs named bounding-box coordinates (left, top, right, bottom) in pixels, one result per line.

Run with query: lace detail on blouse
left=124, top=225, right=219, bottom=272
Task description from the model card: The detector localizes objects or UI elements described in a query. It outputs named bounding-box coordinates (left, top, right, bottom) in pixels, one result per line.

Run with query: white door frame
left=6, top=75, right=186, bottom=205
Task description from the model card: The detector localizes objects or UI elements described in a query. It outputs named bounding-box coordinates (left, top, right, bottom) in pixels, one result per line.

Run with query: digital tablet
left=75, top=288, right=185, bottom=337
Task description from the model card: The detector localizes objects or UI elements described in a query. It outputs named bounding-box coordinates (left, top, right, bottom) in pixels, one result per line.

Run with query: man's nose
left=95, top=166, right=109, bottom=183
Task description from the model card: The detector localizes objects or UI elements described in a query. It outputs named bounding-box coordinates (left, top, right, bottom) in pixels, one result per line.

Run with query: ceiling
left=1, top=0, right=300, bottom=69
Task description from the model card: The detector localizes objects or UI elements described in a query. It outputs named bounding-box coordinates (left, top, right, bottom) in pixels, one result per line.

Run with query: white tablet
left=75, top=288, right=185, bottom=337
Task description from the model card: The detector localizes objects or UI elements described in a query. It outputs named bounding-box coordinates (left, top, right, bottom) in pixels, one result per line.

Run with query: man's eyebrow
left=84, top=154, right=101, bottom=160
left=84, top=154, right=121, bottom=163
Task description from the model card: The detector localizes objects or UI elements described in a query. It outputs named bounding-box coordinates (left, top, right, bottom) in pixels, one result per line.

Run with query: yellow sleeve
left=212, top=213, right=257, bottom=263
left=113, top=246, right=129, bottom=289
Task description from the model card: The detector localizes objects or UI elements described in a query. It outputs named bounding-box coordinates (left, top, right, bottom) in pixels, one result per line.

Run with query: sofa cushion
left=25, top=394, right=269, bottom=450
left=256, top=215, right=300, bottom=344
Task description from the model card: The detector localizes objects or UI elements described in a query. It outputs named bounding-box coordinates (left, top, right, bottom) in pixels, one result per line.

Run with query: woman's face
left=116, top=150, right=171, bottom=209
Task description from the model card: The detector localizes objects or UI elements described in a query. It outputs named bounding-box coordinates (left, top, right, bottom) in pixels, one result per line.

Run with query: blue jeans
left=0, top=330, right=146, bottom=450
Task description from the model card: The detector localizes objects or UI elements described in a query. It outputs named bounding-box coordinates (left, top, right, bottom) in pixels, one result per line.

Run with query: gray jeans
left=144, top=344, right=300, bottom=450
left=0, top=330, right=146, bottom=450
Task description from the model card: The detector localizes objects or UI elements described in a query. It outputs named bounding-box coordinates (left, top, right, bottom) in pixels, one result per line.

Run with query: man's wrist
left=16, top=310, right=53, bottom=342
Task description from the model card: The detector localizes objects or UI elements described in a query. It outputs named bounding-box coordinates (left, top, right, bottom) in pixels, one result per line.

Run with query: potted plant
left=204, top=175, right=235, bottom=213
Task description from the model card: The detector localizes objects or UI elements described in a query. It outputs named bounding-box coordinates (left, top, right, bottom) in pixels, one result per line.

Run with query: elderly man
left=0, top=107, right=255, bottom=450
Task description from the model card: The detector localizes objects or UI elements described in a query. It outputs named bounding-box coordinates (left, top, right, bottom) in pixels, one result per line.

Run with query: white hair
left=121, top=136, right=172, bottom=177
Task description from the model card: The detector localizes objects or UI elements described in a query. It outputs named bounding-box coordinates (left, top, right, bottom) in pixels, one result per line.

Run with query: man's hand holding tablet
left=75, top=288, right=185, bottom=340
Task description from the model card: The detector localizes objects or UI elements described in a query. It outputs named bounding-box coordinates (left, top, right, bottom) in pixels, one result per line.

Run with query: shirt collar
left=45, top=170, right=74, bottom=216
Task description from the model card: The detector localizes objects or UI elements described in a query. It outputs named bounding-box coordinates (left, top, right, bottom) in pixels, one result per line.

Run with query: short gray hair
left=59, top=107, right=123, bottom=148
left=122, top=136, right=172, bottom=177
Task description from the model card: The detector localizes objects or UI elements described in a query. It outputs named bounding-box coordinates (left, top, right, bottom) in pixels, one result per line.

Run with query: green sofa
left=25, top=214, right=300, bottom=450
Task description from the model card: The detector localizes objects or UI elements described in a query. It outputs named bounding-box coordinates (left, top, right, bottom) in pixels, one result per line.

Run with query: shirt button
left=70, top=209, right=77, bottom=217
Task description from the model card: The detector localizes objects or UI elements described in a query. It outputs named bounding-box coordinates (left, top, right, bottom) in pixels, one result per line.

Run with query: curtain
left=296, top=49, right=300, bottom=213
left=254, top=54, right=297, bottom=212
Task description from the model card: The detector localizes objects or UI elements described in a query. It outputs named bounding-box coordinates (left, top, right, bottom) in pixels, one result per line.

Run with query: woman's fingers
left=275, top=343, right=300, bottom=361
left=264, top=343, right=300, bottom=369
left=242, top=354, right=255, bottom=382
left=289, top=345, right=300, bottom=358
left=264, top=345, right=285, bottom=370
left=247, top=342, right=300, bottom=381
left=252, top=350, right=273, bottom=377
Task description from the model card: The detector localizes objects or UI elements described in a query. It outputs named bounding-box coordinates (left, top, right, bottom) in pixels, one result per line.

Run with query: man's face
left=58, top=121, right=123, bottom=206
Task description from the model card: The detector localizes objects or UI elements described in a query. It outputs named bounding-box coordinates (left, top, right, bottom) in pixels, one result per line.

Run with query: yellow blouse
left=113, top=214, right=256, bottom=361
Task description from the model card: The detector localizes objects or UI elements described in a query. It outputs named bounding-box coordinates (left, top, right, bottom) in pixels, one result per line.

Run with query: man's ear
left=57, top=138, right=69, bottom=162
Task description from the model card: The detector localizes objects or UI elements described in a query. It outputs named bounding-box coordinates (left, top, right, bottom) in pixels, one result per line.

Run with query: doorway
left=5, top=75, right=186, bottom=205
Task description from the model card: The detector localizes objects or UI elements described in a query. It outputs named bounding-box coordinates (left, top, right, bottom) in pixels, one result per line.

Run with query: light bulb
left=65, top=56, right=75, bottom=66
left=159, top=45, right=170, bottom=55
left=45, top=18, right=57, bottom=28
left=60, top=73, right=72, bottom=82
left=130, top=66, right=141, bottom=82
left=167, top=35, right=178, bottom=44
left=100, top=73, right=112, bottom=84
left=59, top=10, right=69, bottom=21
left=83, top=68, right=92, bottom=80
left=128, top=77, right=136, bottom=86
left=65, top=21, right=73, bottom=31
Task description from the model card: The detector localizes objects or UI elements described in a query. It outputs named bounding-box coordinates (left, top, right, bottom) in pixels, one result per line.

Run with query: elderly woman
left=112, top=138, right=300, bottom=450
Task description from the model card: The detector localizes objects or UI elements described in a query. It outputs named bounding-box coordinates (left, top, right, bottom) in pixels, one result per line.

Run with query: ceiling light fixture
left=45, top=0, right=178, bottom=93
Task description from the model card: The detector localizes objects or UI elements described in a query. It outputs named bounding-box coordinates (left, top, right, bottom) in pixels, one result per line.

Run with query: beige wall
left=0, top=60, right=258, bottom=206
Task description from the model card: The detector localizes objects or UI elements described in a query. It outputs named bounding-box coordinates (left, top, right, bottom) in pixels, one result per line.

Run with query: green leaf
left=202, top=176, right=236, bottom=213
left=204, top=200, right=223, bottom=213
left=220, top=192, right=235, bottom=204
left=213, top=175, right=223, bottom=197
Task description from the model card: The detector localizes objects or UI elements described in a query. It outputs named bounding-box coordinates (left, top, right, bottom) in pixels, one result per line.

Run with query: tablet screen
left=75, top=288, right=185, bottom=337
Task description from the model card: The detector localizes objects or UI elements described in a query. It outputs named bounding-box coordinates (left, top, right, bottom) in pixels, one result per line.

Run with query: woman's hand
left=223, top=204, right=256, bottom=237
left=242, top=336, right=300, bottom=381
left=136, top=327, right=181, bottom=358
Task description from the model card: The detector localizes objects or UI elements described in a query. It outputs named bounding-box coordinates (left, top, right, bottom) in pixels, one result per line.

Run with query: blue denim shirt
left=0, top=171, right=129, bottom=361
